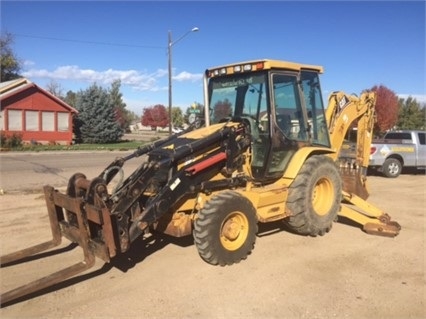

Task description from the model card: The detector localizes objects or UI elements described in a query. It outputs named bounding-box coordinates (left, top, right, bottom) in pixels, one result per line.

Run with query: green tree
left=74, top=83, right=123, bottom=143
left=172, top=106, right=184, bottom=128
left=63, top=90, right=77, bottom=108
left=370, top=85, right=399, bottom=135
left=110, top=79, right=132, bottom=132
left=396, top=97, right=425, bottom=130
left=0, top=32, right=22, bottom=82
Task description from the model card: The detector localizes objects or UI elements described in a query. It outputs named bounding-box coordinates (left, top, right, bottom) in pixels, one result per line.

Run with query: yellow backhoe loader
left=0, top=59, right=400, bottom=306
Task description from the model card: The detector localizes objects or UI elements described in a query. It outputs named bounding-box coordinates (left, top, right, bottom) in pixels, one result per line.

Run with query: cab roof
left=206, top=59, right=324, bottom=74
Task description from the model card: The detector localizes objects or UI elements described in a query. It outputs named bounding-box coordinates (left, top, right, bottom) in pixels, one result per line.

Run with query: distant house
left=0, top=78, right=78, bottom=145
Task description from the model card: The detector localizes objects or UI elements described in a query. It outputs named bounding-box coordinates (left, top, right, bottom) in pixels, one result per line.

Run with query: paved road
left=0, top=151, right=144, bottom=193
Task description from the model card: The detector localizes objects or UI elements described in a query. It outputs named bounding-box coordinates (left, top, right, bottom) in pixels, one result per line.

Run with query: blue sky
left=2, top=1, right=425, bottom=114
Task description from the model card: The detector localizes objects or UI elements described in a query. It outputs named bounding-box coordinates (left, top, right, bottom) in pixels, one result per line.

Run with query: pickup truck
left=369, top=130, right=426, bottom=178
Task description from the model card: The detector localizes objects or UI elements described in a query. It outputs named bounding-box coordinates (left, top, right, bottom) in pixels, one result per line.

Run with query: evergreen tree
left=397, top=97, right=425, bottom=130
left=63, top=90, right=77, bottom=108
left=74, top=83, right=123, bottom=143
left=110, top=80, right=132, bottom=132
left=172, top=106, right=184, bottom=128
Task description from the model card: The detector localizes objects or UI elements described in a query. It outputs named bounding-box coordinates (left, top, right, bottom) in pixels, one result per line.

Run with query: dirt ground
left=0, top=174, right=425, bottom=318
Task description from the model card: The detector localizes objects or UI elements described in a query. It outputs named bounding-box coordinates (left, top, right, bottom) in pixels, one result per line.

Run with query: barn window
left=8, top=110, right=22, bottom=130
left=42, top=111, right=55, bottom=131
left=25, top=111, right=39, bottom=131
left=57, top=112, right=69, bottom=131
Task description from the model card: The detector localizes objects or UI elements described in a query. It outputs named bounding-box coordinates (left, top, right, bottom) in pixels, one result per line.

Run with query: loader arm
left=0, top=122, right=251, bottom=305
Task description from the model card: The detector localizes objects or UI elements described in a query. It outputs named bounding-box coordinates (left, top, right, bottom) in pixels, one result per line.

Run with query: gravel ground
left=0, top=173, right=425, bottom=318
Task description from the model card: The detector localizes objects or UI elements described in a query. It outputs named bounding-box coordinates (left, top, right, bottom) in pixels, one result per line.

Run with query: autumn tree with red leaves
left=141, top=104, right=169, bottom=129
left=370, top=85, right=399, bottom=135
left=213, top=99, right=233, bottom=123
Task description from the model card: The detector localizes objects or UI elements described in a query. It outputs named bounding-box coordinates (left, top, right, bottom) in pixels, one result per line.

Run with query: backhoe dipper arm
left=325, top=91, right=376, bottom=200
left=325, top=91, right=400, bottom=236
left=325, top=91, right=376, bottom=162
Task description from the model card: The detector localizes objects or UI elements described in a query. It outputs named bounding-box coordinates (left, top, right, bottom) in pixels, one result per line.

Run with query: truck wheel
left=382, top=158, right=402, bottom=178
left=193, top=190, right=258, bottom=266
left=284, top=155, right=341, bottom=236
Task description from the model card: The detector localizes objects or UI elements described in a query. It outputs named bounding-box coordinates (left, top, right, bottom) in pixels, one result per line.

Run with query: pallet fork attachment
left=0, top=185, right=110, bottom=306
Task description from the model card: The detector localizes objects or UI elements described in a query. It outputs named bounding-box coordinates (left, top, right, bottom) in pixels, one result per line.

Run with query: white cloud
left=23, top=59, right=35, bottom=67
left=174, top=71, right=203, bottom=82
left=22, top=65, right=202, bottom=92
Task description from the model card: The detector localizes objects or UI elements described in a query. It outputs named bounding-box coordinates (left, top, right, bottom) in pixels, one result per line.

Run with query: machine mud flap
left=0, top=185, right=112, bottom=306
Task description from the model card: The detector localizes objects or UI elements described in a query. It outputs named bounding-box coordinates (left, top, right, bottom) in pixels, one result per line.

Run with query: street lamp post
left=168, top=27, right=199, bottom=135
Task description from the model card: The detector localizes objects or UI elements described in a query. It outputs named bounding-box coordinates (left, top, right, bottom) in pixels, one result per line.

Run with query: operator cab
left=205, top=59, right=331, bottom=182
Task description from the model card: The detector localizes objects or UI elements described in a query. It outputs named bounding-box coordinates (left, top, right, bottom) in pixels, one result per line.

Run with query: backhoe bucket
left=1, top=184, right=113, bottom=306
left=339, top=163, right=370, bottom=200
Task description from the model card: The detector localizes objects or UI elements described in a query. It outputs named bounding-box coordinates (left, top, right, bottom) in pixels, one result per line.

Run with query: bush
left=0, top=131, right=23, bottom=148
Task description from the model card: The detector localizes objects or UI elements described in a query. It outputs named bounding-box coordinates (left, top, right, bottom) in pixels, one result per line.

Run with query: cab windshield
left=208, top=73, right=269, bottom=133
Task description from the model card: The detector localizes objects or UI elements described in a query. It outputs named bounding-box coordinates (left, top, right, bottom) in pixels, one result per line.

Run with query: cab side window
left=273, top=74, right=307, bottom=141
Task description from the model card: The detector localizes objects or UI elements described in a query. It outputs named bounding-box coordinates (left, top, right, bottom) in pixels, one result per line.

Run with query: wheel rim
left=220, top=211, right=249, bottom=251
left=388, top=163, right=399, bottom=175
left=312, top=177, right=334, bottom=216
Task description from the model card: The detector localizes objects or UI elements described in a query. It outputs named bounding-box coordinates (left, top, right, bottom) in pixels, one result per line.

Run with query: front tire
left=284, top=155, right=342, bottom=236
left=193, top=191, right=258, bottom=266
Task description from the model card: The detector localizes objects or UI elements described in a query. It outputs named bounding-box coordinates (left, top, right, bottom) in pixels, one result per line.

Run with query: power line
left=13, top=33, right=164, bottom=49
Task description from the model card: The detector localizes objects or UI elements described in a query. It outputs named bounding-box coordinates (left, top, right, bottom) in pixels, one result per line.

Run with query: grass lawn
left=0, top=134, right=170, bottom=152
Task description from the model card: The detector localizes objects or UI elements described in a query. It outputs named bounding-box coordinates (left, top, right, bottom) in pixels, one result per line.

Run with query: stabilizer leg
left=339, top=191, right=401, bottom=237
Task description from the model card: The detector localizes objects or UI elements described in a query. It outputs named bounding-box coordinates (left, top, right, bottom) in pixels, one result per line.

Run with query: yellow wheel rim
left=312, top=177, right=334, bottom=216
left=220, top=211, right=249, bottom=251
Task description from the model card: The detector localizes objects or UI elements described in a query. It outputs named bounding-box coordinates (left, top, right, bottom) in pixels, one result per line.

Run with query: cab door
left=262, top=73, right=306, bottom=180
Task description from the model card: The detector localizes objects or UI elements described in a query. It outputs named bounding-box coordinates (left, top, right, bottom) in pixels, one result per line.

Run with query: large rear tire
left=284, top=155, right=341, bottom=236
left=193, top=190, right=258, bottom=266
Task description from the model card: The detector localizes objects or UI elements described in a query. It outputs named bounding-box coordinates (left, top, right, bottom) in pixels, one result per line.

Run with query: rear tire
left=284, top=155, right=341, bottom=236
left=193, top=190, right=258, bottom=266
left=382, top=158, right=402, bottom=178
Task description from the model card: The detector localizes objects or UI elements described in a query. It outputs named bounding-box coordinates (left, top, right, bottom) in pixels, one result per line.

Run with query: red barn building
left=0, top=78, right=77, bottom=145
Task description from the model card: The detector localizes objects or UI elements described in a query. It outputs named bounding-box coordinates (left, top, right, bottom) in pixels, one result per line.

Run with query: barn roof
left=0, top=78, right=78, bottom=113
